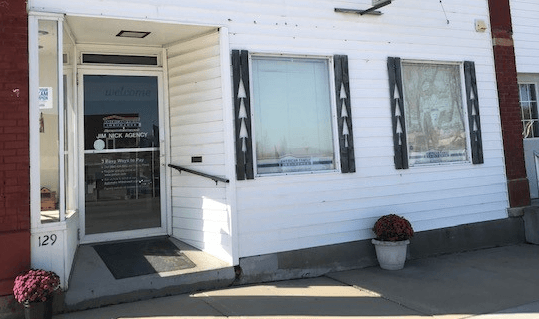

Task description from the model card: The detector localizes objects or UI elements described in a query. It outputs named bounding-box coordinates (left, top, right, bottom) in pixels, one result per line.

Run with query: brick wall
left=488, top=0, right=530, bottom=208
left=0, top=0, right=31, bottom=296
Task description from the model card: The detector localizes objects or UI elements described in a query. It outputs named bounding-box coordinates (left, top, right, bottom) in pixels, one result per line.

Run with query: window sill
left=405, top=160, right=476, bottom=172
left=33, top=209, right=79, bottom=231
left=31, top=221, right=67, bottom=233
left=255, top=168, right=340, bottom=178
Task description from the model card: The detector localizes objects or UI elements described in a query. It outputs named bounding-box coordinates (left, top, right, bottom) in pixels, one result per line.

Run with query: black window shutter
left=232, top=50, right=254, bottom=180
left=464, top=61, right=484, bottom=164
left=334, top=55, right=356, bottom=173
left=387, top=57, right=408, bottom=169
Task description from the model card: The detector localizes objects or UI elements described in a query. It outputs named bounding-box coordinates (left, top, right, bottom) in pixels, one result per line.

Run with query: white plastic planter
left=372, top=239, right=410, bottom=270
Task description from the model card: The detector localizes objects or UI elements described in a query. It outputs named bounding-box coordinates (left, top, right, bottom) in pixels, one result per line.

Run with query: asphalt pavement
left=54, top=243, right=539, bottom=319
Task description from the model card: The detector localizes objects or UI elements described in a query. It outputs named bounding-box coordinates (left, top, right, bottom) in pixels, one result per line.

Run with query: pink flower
left=12, top=269, right=60, bottom=304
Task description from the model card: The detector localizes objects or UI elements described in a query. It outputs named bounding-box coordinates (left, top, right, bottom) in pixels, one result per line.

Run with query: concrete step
left=523, top=206, right=539, bottom=244
left=62, top=238, right=235, bottom=313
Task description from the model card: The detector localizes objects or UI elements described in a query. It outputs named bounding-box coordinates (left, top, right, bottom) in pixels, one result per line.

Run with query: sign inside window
left=402, top=62, right=468, bottom=166
left=39, top=87, right=53, bottom=109
left=257, top=155, right=334, bottom=174
left=84, top=113, right=156, bottom=150
left=84, top=150, right=161, bottom=234
left=85, top=151, right=158, bottom=194
left=83, top=75, right=160, bottom=151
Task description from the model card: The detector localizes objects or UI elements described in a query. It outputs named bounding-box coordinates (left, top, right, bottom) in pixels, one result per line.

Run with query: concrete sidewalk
left=54, top=244, right=539, bottom=319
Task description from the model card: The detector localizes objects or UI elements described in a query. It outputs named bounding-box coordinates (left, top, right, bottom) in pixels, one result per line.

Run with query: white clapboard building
left=26, top=0, right=522, bottom=308
left=511, top=0, right=539, bottom=202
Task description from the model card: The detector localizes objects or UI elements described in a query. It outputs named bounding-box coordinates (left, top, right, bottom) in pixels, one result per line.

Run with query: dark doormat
left=93, top=237, right=196, bottom=279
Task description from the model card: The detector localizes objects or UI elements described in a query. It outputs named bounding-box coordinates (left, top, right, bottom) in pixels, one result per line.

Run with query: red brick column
left=0, top=0, right=31, bottom=296
left=488, top=0, right=530, bottom=208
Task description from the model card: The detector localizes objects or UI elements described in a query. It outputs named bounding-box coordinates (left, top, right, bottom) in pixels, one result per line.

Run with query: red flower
left=373, top=214, right=414, bottom=241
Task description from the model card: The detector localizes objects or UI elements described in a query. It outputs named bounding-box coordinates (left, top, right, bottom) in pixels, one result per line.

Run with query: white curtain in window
left=252, top=57, right=335, bottom=174
left=402, top=62, right=468, bottom=166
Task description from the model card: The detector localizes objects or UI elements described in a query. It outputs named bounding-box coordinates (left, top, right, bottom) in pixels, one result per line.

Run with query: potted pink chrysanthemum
left=13, top=269, right=60, bottom=319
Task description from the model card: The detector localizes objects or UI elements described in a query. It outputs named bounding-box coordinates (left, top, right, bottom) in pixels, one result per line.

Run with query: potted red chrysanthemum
left=13, top=269, right=60, bottom=319
left=372, top=214, right=414, bottom=270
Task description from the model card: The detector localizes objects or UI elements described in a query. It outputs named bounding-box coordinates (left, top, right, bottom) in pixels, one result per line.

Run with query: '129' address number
left=38, top=234, right=57, bottom=247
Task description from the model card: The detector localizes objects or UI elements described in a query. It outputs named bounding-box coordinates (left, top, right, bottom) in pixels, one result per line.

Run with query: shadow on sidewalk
left=55, top=244, right=539, bottom=318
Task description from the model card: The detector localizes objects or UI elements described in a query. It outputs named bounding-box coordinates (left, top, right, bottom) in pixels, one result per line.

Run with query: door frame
left=518, top=79, right=539, bottom=200
left=77, top=67, right=170, bottom=244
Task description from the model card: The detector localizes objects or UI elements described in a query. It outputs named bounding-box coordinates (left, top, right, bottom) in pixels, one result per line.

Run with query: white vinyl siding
left=167, top=31, right=233, bottom=263
left=229, top=0, right=506, bottom=257
left=29, top=0, right=508, bottom=259
left=230, top=1, right=506, bottom=257
left=510, top=0, right=539, bottom=73
left=510, top=1, right=539, bottom=200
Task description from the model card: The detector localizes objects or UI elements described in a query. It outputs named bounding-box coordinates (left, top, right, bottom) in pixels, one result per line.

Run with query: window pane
left=402, top=62, right=468, bottom=166
left=39, top=20, right=60, bottom=223
left=252, top=57, right=335, bottom=174
left=523, top=120, right=534, bottom=138
left=519, top=84, right=539, bottom=138
left=521, top=103, right=532, bottom=120
left=530, top=84, right=537, bottom=103
left=83, top=75, right=161, bottom=234
left=520, top=84, right=529, bottom=102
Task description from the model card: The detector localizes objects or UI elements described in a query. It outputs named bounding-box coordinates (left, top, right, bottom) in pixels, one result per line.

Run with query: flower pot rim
left=372, top=239, right=410, bottom=246
left=23, top=299, right=51, bottom=306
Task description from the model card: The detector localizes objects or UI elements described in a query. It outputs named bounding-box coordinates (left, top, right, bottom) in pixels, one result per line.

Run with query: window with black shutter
left=232, top=52, right=356, bottom=178
left=387, top=57, right=484, bottom=168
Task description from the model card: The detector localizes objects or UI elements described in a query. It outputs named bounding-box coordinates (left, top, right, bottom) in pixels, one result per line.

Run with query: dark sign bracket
left=335, top=0, right=392, bottom=16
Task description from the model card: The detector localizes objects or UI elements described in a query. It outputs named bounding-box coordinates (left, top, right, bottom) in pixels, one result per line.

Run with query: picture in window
left=251, top=57, right=335, bottom=174
left=401, top=62, right=468, bottom=166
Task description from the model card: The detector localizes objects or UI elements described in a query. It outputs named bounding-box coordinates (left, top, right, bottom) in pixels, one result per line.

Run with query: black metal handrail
left=168, top=164, right=230, bottom=185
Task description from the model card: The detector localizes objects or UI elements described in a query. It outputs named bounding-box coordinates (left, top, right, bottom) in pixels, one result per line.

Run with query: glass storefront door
left=83, top=74, right=163, bottom=236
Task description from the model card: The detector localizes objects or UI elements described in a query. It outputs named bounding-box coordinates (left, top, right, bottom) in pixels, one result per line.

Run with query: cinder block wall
left=488, top=0, right=530, bottom=208
left=0, top=0, right=30, bottom=298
